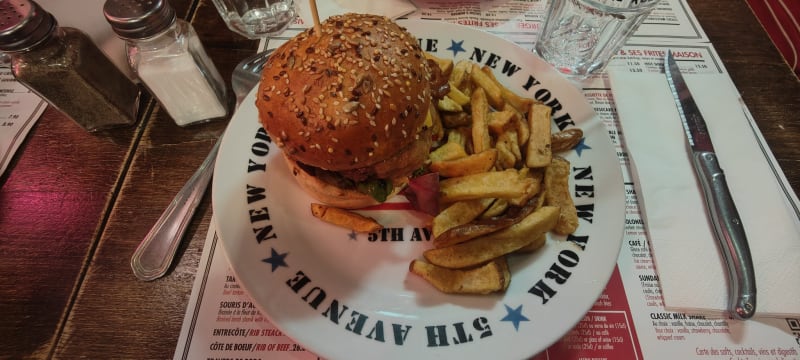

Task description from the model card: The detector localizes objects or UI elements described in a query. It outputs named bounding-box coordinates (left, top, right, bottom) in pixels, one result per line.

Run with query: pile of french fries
left=308, top=53, right=584, bottom=296
left=409, top=53, right=584, bottom=295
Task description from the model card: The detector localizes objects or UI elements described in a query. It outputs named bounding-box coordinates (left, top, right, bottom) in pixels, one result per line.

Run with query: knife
left=664, top=50, right=756, bottom=320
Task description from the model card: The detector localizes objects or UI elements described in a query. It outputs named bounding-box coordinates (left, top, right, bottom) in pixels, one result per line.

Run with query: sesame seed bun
left=256, top=13, right=434, bottom=207
left=256, top=13, right=431, bottom=171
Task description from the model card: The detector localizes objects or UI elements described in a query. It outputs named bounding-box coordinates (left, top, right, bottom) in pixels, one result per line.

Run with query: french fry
left=447, top=86, right=471, bottom=106
left=424, top=52, right=454, bottom=75
left=470, top=64, right=505, bottom=109
left=494, top=137, right=516, bottom=170
left=435, top=195, right=540, bottom=248
left=515, top=233, right=547, bottom=253
left=479, top=66, right=535, bottom=114
left=471, top=87, right=492, bottom=154
left=495, top=130, right=522, bottom=169
left=505, top=104, right=530, bottom=146
left=487, top=109, right=515, bottom=136
left=508, top=129, right=522, bottom=162
left=429, top=141, right=468, bottom=163
left=438, top=169, right=540, bottom=203
left=430, top=149, right=498, bottom=178
left=551, top=128, right=584, bottom=153
left=481, top=198, right=509, bottom=218
left=507, top=167, right=542, bottom=206
left=446, top=127, right=470, bottom=148
left=428, top=101, right=444, bottom=142
left=410, top=258, right=510, bottom=294
left=432, top=198, right=495, bottom=238
left=441, top=112, right=471, bottom=128
left=424, top=206, right=560, bottom=269
left=310, top=203, right=383, bottom=233
left=544, top=156, right=579, bottom=234
left=437, top=96, right=464, bottom=112
left=525, top=102, right=553, bottom=168
left=449, top=60, right=471, bottom=90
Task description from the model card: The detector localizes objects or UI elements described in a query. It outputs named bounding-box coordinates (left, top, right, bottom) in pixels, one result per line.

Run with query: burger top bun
left=256, top=13, right=432, bottom=172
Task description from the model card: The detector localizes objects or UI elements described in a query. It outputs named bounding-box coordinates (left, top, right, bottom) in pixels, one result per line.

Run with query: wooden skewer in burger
left=256, top=13, right=448, bottom=209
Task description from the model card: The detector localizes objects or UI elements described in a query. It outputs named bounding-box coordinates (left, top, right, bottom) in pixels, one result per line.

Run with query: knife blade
left=664, top=50, right=757, bottom=320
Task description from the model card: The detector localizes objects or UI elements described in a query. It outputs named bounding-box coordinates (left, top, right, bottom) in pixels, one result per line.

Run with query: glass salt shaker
left=103, top=0, right=229, bottom=127
left=0, top=0, right=140, bottom=132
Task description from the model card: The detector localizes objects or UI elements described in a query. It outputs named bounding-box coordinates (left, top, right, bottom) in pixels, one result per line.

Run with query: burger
left=256, top=13, right=446, bottom=209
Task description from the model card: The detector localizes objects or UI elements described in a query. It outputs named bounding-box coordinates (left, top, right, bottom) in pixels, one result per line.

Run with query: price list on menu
left=0, top=67, right=47, bottom=177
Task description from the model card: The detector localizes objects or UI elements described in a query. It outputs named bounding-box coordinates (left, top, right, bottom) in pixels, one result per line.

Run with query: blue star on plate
left=348, top=230, right=358, bottom=241
left=447, top=40, right=466, bottom=57
left=261, top=248, right=288, bottom=272
left=501, top=304, right=530, bottom=331
left=574, top=137, right=591, bottom=157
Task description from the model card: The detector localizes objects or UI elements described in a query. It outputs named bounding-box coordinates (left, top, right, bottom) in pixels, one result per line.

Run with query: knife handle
left=693, top=151, right=757, bottom=320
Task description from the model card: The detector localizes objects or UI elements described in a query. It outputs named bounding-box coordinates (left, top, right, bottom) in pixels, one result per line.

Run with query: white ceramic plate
left=213, top=20, right=625, bottom=360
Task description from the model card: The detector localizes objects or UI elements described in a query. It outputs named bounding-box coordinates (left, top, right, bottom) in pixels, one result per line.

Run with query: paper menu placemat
left=608, top=67, right=800, bottom=317
left=0, top=67, right=47, bottom=178
left=173, top=218, right=318, bottom=360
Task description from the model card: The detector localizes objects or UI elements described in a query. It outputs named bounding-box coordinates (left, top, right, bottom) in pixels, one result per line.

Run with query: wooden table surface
left=1, top=0, right=797, bottom=359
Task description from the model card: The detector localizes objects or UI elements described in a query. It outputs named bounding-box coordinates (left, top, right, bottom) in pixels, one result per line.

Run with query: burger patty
left=298, top=126, right=433, bottom=189
left=372, top=127, right=433, bottom=180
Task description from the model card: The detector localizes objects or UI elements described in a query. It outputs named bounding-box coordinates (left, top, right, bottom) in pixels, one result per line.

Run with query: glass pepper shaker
left=0, top=0, right=141, bottom=132
left=103, top=0, right=229, bottom=127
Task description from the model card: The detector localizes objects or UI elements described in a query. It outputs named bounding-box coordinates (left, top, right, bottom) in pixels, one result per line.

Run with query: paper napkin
left=608, top=69, right=800, bottom=318
left=296, top=0, right=418, bottom=23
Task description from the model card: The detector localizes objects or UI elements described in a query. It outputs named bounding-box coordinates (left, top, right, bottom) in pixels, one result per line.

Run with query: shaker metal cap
left=103, top=0, right=176, bottom=39
left=0, top=0, right=56, bottom=52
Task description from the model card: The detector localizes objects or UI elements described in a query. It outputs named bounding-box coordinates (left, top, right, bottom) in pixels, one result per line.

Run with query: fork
left=131, top=49, right=274, bottom=281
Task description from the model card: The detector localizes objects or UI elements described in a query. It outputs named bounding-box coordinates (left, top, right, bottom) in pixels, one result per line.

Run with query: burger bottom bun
left=283, top=154, right=406, bottom=210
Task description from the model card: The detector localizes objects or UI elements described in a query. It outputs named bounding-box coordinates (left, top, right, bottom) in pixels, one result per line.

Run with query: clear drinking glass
left=211, top=0, right=297, bottom=39
left=534, top=0, right=662, bottom=77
